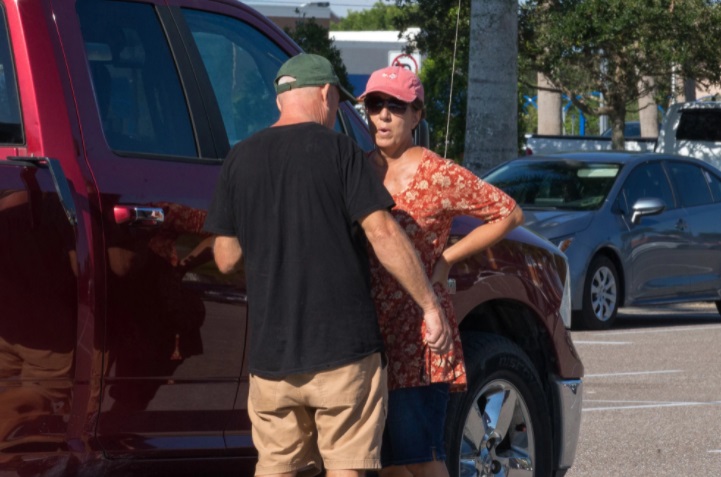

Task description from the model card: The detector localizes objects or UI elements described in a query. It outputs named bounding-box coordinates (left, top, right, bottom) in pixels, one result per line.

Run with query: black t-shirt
left=205, top=122, right=394, bottom=377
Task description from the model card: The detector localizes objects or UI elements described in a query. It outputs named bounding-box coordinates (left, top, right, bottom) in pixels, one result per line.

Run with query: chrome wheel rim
left=459, top=379, right=535, bottom=477
left=590, top=265, right=617, bottom=322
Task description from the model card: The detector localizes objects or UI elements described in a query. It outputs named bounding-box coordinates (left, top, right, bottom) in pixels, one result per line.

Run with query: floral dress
left=369, top=148, right=517, bottom=391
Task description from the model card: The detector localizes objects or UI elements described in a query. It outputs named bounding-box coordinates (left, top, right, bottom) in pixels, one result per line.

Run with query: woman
left=359, top=66, right=524, bottom=477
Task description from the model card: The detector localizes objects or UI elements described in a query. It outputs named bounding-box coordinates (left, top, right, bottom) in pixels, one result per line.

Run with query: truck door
left=0, top=8, right=78, bottom=465
left=51, top=0, right=249, bottom=458
left=167, top=2, right=294, bottom=453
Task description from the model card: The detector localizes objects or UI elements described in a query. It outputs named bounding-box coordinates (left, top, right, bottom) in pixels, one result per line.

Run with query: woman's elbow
left=512, top=206, right=524, bottom=228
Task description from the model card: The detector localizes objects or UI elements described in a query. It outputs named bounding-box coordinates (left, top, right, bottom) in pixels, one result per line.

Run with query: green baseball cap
left=275, top=53, right=355, bottom=102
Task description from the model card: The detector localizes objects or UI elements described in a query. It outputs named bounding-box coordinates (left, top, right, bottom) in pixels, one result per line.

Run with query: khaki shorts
left=248, top=352, right=387, bottom=477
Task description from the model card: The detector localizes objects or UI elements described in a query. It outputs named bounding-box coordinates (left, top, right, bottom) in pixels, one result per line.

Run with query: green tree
left=519, top=0, right=721, bottom=149
left=392, top=0, right=528, bottom=161
left=285, top=18, right=354, bottom=94
left=334, top=1, right=410, bottom=31
left=393, top=0, right=471, bottom=160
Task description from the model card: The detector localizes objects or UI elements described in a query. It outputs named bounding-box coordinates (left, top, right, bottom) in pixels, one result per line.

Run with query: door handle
left=114, top=205, right=165, bottom=226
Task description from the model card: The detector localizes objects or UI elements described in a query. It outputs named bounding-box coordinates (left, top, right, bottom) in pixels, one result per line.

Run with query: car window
left=77, top=0, right=197, bottom=158
left=483, top=160, right=620, bottom=211
left=181, top=9, right=287, bottom=147
left=621, top=162, right=675, bottom=210
left=665, top=161, right=713, bottom=208
left=705, top=168, right=721, bottom=203
left=0, top=6, right=22, bottom=145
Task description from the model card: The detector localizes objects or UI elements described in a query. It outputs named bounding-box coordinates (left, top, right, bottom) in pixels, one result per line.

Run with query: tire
left=579, top=255, right=619, bottom=330
left=445, top=333, right=553, bottom=477
left=716, top=301, right=721, bottom=316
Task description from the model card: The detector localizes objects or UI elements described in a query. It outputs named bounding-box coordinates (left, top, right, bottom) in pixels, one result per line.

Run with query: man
left=205, top=53, right=450, bottom=477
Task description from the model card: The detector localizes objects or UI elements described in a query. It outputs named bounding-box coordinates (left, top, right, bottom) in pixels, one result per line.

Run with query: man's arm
left=213, top=236, right=243, bottom=274
left=359, top=209, right=452, bottom=354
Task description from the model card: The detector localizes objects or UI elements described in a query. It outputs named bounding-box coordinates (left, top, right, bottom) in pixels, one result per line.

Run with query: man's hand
left=423, top=304, right=453, bottom=355
left=360, top=210, right=454, bottom=354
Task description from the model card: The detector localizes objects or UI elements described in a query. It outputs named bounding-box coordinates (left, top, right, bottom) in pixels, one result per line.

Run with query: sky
left=247, top=0, right=381, bottom=18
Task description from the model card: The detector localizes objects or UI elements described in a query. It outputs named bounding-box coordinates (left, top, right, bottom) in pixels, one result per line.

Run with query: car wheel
left=579, top=255, right=619, bottom=330
left=716, top=301, right=721, bottom=315
left=445, top=332, right=552, bottom=477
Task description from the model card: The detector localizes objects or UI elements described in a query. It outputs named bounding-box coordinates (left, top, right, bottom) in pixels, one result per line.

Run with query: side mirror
left=630, top=197, right=665, bottom=224
left=413, top=119, right=430, bottom=148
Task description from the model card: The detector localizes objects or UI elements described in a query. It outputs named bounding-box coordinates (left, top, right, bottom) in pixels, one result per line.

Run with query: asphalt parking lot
left=566, top=302, right=721, bottom=476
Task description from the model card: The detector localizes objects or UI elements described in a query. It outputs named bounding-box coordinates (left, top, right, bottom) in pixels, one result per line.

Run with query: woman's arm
left=431, top=206, right=524, bottom=287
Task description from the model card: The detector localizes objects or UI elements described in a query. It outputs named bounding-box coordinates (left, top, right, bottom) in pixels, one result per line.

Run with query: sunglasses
left=364, top=96, right=410, bottom=115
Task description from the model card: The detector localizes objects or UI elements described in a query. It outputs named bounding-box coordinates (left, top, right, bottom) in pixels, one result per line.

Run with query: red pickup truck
left=0, top=1, right=583, bottom=476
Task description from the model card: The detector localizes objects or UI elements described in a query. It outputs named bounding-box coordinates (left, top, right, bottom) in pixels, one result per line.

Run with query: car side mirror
left=413, top=119, right=430, bottom=148
left=630, top=197, right=665, bottom=224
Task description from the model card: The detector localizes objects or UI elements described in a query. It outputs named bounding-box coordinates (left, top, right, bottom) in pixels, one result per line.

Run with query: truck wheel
left=579, top=255, right=619, bottom=330
left=445, top=332, right=552, bottom=477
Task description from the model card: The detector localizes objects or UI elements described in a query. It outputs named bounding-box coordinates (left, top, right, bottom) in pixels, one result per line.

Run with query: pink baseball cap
left=358, top=66, right=424, bottom=103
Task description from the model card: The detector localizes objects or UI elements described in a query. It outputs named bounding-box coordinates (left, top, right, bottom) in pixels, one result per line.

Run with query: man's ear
left=320, top=83, right=332, bottom=104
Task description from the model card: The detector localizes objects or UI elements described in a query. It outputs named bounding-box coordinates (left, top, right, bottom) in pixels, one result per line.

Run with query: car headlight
left=560, top=260, right=572, bottom=328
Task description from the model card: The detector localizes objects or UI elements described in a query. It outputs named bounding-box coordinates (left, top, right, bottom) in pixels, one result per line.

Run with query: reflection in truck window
left=77, top=0, right=197, bottom=158
left=181, top=9, right=287, bottom=147
left=0, top=6, right=22, bottom=145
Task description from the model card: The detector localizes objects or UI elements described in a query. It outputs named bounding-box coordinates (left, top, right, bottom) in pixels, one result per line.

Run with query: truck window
left=339, top=107, right=374, bottom=152
left=676, top=110, right=721, bottom=142
left=77, top=0, right=197, bottom=157
left=0, top=6, right=22, bottom=145
left=181, top=9, right=287, bottom=147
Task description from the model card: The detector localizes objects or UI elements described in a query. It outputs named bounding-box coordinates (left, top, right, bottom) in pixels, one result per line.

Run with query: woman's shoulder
left=420, top=148, right=473, bottom=176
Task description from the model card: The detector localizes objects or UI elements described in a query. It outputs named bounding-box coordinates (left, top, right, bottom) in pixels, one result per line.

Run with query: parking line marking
left=708, top=450, right=721, bottom=454
left=573, top=340, right=631, bottom=345
left=584, top=400, right=721, bottom=412
left=585, top=370, right=682, bottom=378
left=585, top=399, right=679, bottom=404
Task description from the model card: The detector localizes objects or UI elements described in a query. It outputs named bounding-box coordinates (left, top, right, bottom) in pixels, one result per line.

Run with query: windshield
left=485, top=160, right=621, bottom=210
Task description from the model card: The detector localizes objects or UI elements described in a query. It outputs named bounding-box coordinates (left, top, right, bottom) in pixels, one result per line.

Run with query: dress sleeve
left=438, top=160, right=517, bottom=224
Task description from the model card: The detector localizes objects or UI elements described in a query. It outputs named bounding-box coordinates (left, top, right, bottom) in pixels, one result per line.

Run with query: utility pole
left=464, top=0, right=518, bottom=175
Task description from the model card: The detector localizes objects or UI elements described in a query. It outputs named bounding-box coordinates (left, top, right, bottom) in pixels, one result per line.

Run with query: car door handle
left=114, top=205, right=165, bottom=226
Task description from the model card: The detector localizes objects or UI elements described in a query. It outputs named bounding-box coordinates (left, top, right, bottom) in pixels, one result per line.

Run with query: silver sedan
left=484, top=152, right=721, bottom=329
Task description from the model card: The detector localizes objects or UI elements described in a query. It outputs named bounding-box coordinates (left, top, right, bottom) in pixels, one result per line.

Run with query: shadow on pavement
left=615, top=302, right=720, bottom=329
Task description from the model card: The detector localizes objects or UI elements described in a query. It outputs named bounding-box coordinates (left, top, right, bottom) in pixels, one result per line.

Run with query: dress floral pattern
left=370, top=148, right=517, bottom=391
